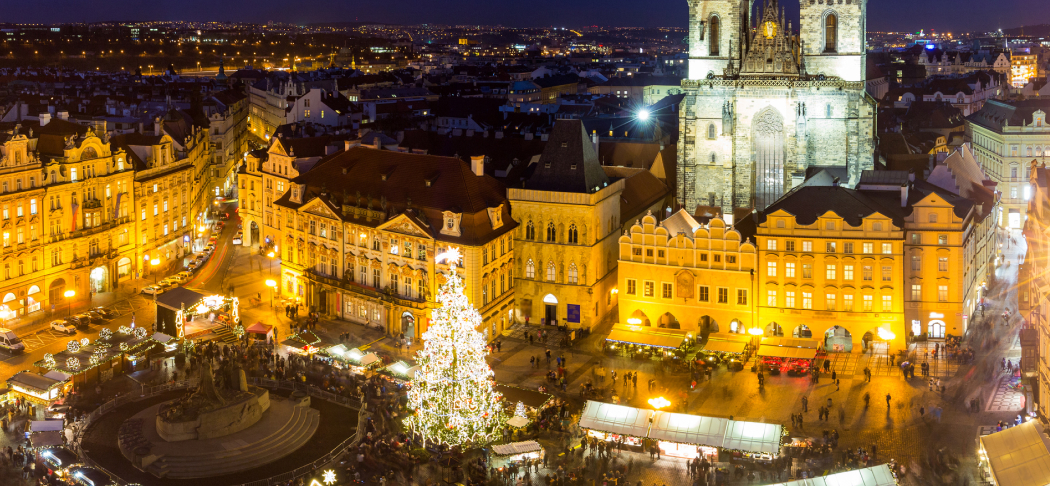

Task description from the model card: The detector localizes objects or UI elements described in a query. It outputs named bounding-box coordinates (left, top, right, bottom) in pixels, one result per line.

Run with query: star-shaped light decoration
left=436, top=246, right=462, bottom=266
left=322, top=469, right=337, bottom=485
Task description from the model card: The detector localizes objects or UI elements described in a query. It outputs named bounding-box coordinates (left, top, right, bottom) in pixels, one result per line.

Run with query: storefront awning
left=980, top=420, right=1050, bottom=486
left=757, top=345, right=818, bottom=360
left=760, top=337, right=819, bottom=349
left=703, top=340, right=747, bottom=354
left=606, top=330, right=683, bottom=349
left=770, top=464, right=896, bottom=486
left=361, top=352, right=380, bottom=367
left=721, top=420, right=783, bottom=455
left=492, top=441, right=543, bottom=455
left=578, top=401, right=652, bottom=438
left=649, top=411, right=728, bottom=448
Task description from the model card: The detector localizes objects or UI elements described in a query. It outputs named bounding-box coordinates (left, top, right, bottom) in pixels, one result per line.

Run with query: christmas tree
left=406, top=247, right=506, bottom=447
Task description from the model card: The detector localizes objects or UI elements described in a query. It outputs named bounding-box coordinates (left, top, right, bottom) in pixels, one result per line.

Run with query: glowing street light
left=265, top=279, right=277, bottom=309
left=648, top=396, right=671, bottom=410
left=637, top=108, right=650, bottom=121
left=63, top=290, right=76, bottom=318
left=877, top=328, right=896, bottom=341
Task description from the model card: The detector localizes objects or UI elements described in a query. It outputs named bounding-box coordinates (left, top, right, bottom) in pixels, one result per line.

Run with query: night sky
left=6, top=0, right=1048, bottom=34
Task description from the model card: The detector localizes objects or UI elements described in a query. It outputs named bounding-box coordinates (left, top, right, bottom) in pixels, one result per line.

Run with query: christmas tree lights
left=406, top=247, right=505, bottom=447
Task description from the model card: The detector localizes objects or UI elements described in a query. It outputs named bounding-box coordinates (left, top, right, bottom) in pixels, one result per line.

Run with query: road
left=0, top=201, right=243, bottom=383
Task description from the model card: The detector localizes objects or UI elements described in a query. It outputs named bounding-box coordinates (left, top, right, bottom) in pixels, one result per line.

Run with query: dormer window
left=440, top=211, right=462, bottom=237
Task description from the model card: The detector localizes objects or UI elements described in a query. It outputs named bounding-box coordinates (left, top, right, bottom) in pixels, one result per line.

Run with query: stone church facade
left=679, top=0, right=876, bottom=216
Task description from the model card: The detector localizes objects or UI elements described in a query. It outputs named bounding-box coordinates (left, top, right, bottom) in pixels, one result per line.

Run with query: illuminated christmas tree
left=406, top=247, right=505, bottom=447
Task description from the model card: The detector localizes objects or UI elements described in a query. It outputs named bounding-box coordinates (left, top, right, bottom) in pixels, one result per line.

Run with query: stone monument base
left=156, top=386, right=270, bottom=442
left=120, top=394, right=319, bottom=479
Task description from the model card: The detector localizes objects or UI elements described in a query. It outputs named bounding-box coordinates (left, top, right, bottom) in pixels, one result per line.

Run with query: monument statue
left=155, top=363, right=269, bottom=441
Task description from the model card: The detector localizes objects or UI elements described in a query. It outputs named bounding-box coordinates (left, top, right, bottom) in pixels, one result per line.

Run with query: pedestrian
left=831, top=370, right=837, bottom=381
left=886, top=393, right=892, bottom=407
left=919, top=406, right=925, bottom=420
left=835, top=378, right=840, bottom=391
left=802, top=396, right=808, bottom=412
left=827, top=397, right=832, bottom=408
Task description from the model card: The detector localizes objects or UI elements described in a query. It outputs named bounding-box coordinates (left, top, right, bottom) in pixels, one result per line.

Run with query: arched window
left=708, top=123, right=717, bottom=139
left=567, top=224, right=578, bottom=244
left=525, top=220, right=535, bottom=240
left=824, top=13, right=837, bottom=52
left=372, top=237, right=380, bottom=251
left=568, top=263, right=578, bottom=284
left=49, top=171, right=57, bottom=184
left=546, top=261, right=556, bottom=282
left=710, top=153, right=717, bottom=164
left=526, top=259, right=535, bottom=279
left=546, top=222, right=556, bottom=242
left=709, top=16, right=720, bottom=56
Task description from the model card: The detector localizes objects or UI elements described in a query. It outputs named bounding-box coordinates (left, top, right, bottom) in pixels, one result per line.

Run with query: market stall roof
left=492, top=441, right=543, bottom=455
left=507, top=416, right=530, bottom=428
left=385, top=360, right=417, bottom=378
left=495, top=384, right=553, bottom=410
left=649, top=411, right=729, bottom=448
left=757, top=345, right=818, bottom=360
left=606, top=330, right=683, bottom=349
left=361, top=352, right=380, bottom=367
left=702, top=340, right=747, bottom=354
left=7, top=371, right=61, bottom=392
left=760, top=337, right=820, bottom=349
left=30, top=420, right=64, bottom=432
left=771, top=464, right=896, bottom=486
left=578, top=401, right=652, bottom=438
left=29, top=431, right=63, bottom=448
left=152, top=332, right=175, bottom=343
left=722, top=420, right=783, bottom=455
left=980, top=420, right=1050, bottom=486
left=42, top=370, right=71, bottom=382
left=246, top=322, right=274, bottom=334
left=155, top=287, right=207, bottom=311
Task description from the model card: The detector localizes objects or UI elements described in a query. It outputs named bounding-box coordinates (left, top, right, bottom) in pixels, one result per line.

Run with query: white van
left=0, top=327, right=24, bottom=352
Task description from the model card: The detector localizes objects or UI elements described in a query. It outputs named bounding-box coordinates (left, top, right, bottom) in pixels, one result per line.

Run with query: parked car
left=91, top=307, right=116, bottom=319
left=63, top=316, right=86, bottom=329
left=141, top=285, right=162, bottom=295
left=76, top=313, right=102, bottom=325
left=175, top=271, right=192, bottom=281
left=50, top=320, right=76, bottom=335
left=186, top=262, right=199, bottom=272
left=0, top=328, right=24, bottom=353
left=232, top=233, right=243, bottom=245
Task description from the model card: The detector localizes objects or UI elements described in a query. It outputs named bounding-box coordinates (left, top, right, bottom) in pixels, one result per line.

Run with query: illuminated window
left=526, top=259, right=535, bottom=279
left=767, top=261, right=777, bottom=277
left=766, top=290, right=776, bottom=306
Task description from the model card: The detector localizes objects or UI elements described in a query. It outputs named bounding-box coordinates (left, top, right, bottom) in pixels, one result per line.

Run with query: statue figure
left=722, top=101, right=735, bottom=135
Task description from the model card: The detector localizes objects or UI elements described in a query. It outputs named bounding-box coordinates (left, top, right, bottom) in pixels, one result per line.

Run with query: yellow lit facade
left=617, top=211, right=756, bottom=336
left=756, top=208, right=907, bottom=353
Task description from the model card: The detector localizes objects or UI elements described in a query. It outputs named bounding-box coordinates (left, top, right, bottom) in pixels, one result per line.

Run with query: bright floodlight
left=637, top=109, right=650, bottom=121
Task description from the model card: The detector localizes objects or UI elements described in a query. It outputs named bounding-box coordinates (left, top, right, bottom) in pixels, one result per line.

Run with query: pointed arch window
left=546, top=222, right=556, bottom=242
left=525, top=220, right=535, bottom=240
left=546, top=261, right=556, bottom=282
left=567, top=224, right=578, bottom=244
left=824, top=13, right=838, bottom=52
left=568, top=263, right=579, bottom=284
left=709, top=16, right=720, bottom=56
left=526, top=259, right=535, bottom=279
left=708, top=123, right=717, bottom=139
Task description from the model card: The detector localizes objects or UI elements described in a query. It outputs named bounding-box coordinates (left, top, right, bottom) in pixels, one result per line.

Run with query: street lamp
left=267, top=251, right=275, bottom=276
left=63, top=290, right=75, bottom=318
left=648, top=396, right=671, bottom=410
left=265, top=279, right=277, bottom=309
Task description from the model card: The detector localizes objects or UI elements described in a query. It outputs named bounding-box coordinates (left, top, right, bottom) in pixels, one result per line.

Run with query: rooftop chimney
left=470, top=155, right=485, bottom=177
left=57, top=111, right=68, bottom=121
left=901, top=183, right=909, bottom=208
left=38, top=112, right=51, bottom=127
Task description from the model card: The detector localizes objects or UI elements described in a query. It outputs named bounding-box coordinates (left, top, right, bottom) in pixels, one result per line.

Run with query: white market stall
left=979, top=420, right=1050, bottom=486
left=648, top=411, right=728, bottom=460
left=771, top=464, right=897, bottom=486
left=578, top=401, right=652, bottom=449
left=492, top=440, right=545, bottom=465
left=721, top=419, right=783, bottom=462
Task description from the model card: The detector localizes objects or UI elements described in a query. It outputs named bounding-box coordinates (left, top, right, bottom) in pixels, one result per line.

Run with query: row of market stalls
left=978, top=419, right=1050, bottom=486
left=577, top=400, right=783, bottom=463
left=603, top=324, right=696, bottom=360
left=756, top=338, right=822, bottom=376
left=6, top=327, right=174, bottom=407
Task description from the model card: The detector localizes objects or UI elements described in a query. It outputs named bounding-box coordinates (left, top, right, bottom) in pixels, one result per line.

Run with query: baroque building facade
left=679, top=0, right=875, bottom=216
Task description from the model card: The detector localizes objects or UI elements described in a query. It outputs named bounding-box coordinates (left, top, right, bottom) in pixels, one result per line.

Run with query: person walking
left=801, top=396, right=808, bottom=412
left=886, top=393, right=892, bottom=407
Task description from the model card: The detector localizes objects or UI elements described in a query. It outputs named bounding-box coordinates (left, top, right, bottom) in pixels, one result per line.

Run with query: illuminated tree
left=405, top=248, right=505, bottom=447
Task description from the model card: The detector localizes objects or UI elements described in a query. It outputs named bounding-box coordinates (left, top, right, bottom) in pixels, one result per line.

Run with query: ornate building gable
left=378, top=214, right=433, bottom=239
left=299, top=197, right=340, bottom=221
